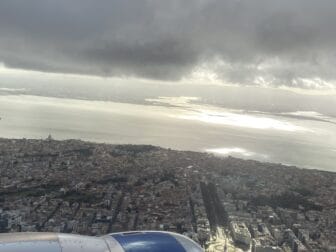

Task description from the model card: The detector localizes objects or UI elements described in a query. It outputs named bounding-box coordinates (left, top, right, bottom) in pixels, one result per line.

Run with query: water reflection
left=147, top=96, right=310, bottom=132
left=180, top=110, right=309, bottom=132
left=206, top=147, right=254, bottom=156
left=206, top=147, right=269, bottom=160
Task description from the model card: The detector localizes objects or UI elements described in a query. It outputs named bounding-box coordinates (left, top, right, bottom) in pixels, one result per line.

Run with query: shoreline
left=0, top=136, right=334, bottom=175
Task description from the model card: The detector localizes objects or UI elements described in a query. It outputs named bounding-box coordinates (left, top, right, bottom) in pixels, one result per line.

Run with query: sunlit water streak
left=148, top=97, right=310, bottom=132
left=180, top=110, right=309, bottom=132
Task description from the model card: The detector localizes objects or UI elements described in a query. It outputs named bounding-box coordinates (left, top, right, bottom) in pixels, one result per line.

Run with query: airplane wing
left=0, top=231, right=204, bottom=252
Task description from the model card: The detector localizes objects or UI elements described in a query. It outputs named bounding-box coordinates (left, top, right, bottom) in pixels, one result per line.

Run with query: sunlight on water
left=205, top=147, right=269, bottom=160
left=146, top=96, right=199, bottom=106
left=180, top=110, right=310, bottom=132
left=206, top=147, right=254, bottom=156
left=147, top=96, right=311, bottom=132
left=0, top=87, right=26, bottom=92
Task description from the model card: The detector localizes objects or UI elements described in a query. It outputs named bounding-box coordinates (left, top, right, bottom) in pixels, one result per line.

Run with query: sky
left=1, top=0, right=336, bottom=91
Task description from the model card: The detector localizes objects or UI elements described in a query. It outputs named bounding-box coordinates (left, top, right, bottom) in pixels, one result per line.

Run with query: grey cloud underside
left=1, top=0, right=336, bottom=88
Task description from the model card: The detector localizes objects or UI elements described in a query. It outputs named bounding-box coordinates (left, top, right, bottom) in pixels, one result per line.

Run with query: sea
left=0, top=94, right=335, bottom=172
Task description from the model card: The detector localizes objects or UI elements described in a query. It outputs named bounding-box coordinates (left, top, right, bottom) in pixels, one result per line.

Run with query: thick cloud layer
left=1, top=0, right=336, bottom=88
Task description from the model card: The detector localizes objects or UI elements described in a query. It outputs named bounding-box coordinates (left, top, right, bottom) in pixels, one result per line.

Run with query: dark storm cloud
left=1, top=0, right=336, bottom=88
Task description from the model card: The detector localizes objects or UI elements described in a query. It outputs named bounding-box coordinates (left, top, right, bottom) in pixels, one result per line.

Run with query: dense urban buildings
left=0, top=138, right=335, bottom=251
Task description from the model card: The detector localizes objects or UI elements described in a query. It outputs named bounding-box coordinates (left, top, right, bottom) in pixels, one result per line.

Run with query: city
left=0, top=138, right=335, bottom=251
